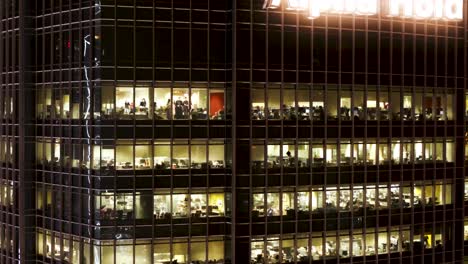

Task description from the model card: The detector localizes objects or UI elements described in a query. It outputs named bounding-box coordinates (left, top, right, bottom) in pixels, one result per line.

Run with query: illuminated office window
left=326, top=142, right=338, bottom=166
left=282, top=88, right=295, bottom=120
left=326, top=86, right=338, bottom=120
left=340, top=89, right=352, bottom=121
left=311, top=188, right=323, bottom=210
left=154, top=88, right=172, bottom=120
left=366, top=141, right=377, bottom=165
left=297, top=141, right=309, bottom=168
left=172, top=88, right=190, bottom=120
left=267, top=143, right=281, bottom=168
left=252, top=88, right=265, bottom=120
left=252, top=193, right=265, bottom=217
left=152, top=239, right=225, bottom=264
left=36, top=231, right=81, bottom=264
left=95, top=192, right=135, bottom=220
left=267, top=88, right=281, bottom=120
left=101, top=85, right=115, bottom=119
left=297, top=191, right=310, bottom=212
left=340, top=141, right=352, bottom=165
left=354, top=87, right=365, bottom=121
left=282, top=192, right=295, bottom=215
left=135, top=142, right=152, bottom=169
left=191, top=141, right=207, bottom=169
left=116, top=86, right=134, bottom=119
left=402, top=91, right=413, bottom=120
left=297, top=87, right=310, bottom=120
left=367, top=88, right=378, bottom=121
left=36, top=86, right=52, bottom=119
left=173, top=143, right=189, bottom=169
left=283, top=142, right=295, bottom=168
left=311, top=141, right=324, bottom=166
left=189, top=88, right=208, bottom=120
left=338, top=187, right=351, bottom=210
left=464, top=220, right=468, bottom=241
left=208, top=142, right=225, bottom=168
left=252, top=143, right=265, bottom=171
left=445, top=140, right=455, bottom=162
left=154, top=141, right=171, bottom=169
left=172, top=194, right=189, bottom=218
left=0, top=181, right=13, bottom=207
left=414, top=140, right=424, bottom=162
left=312, top=86, right=325, bottom=121
left=414, top=88, right=424, bottom=120
left=116, top=142, right=134, bottom=170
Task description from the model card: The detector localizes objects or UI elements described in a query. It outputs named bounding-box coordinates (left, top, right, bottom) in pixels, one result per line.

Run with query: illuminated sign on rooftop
left=263, top=0, right=463, bottom=20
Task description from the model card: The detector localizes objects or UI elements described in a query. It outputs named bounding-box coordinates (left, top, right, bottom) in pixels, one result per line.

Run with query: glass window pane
left=312, top=86, right=325, bottom=121
left=282, top=192, right=295, bottom=215
left=154, top=242, right=170, bottom=263
left=446, top=91, right=454, bottom=120
left=446, top=140, right=454, bottom=162
left=391, top=141, right=400, bottom=164
left=326, top=142, right=338, bottom=166
left=252, top=144, right=265, bottom=170
left=116, top=87, right=134, bottom=118
left=208, top=241, right=224, bottom=261
left=391, top=89, right=401, bottom=120
left=190, top=194, right=207, bottom=216
left=135, top=244, right=151, bottom=263
left=340, top=90, right=352, bottom=121
left=253, top=193, right=265, bottom=217
left=208, top=193, right=225, bottom=216
left=154, top=88, right=171, bottom=120
left=191, top=241, right=206, bottom=262
left=268, top=89, right=281, bottom=119
left=173, top=88, right=190, bottom=120
left=327, top=87, right=338, bottom=120
left=154, top=142, right=170, bottom=169
left=116, top=243, right=133, bottom=263
left=116, top=144, right=133, bottom=170
left=297, top=88, right=310, bottom=120
left=354, top=88, right=365, bottom=121
left=267, top=193, right=280, bottom=216
left=173, top=144, right=189, bottom=169
left=367, top=89, right=377, bottom=121
left=191, top=88, right=208, bottom=120
left=191, top=142, right=207, bottom=169
left=172, top=194, right=189, bottom=218
left=173, top=242, right=188, bottom=263
left=135, top=144, right=151, bottom=169
left=252, top=89, right=265, bottom=120
left=209, top=144, right=225, bottom=168
left=283, top=89, right=295, bottom=120
left=251, top=240, right=265, bottom=263
left=209, top=89, right=225, bottom=120
left=135, top=87, right=149, bottom=118
left=154, top=194, right=171, bottom=219
left=267, top=144, right=280, bottom=168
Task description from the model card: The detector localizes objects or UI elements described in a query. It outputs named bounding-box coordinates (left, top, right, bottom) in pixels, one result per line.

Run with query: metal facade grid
left=0, top=0, right=466, bottom=263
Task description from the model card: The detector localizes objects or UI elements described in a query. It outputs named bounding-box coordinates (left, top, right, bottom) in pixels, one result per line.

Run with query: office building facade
left=0, top=0, right=467, bottom=263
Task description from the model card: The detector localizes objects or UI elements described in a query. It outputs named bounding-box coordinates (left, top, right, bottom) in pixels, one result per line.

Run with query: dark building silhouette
left=0, top=0, right=467, bottom=263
